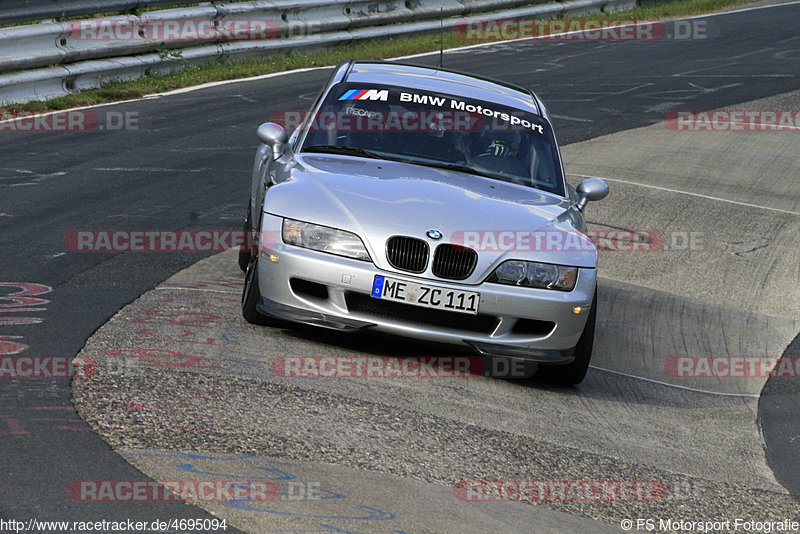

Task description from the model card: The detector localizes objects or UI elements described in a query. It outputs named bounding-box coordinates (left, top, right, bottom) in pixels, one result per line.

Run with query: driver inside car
left=463, top=128, right=532, bottom=185
left=480, top=135, right=520, bottom=158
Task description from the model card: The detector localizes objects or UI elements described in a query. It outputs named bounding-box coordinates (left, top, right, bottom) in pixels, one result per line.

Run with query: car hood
left=265, top=154, right=597, bottom=276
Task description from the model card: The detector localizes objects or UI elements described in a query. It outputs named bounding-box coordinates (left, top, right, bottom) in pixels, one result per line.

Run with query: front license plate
left=371, top=275, right=480, bottom=315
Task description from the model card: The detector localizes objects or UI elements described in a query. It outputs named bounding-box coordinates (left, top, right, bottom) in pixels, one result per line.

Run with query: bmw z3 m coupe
left=239, top=60, right=608, bottom=384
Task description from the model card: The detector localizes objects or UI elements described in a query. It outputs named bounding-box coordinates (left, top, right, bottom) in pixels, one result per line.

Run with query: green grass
left=1, top=0, right=758, bottom=112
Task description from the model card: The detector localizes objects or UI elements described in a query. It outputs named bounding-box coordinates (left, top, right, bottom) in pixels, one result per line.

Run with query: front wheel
left=238, top=206, right=252, bottom=272
left=535, top=286, right=597, bottom=385
left=241, top=254, right=278, bottom=326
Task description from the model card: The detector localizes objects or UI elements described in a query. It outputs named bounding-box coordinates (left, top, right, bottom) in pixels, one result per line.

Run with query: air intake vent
left=386, top=236, right=429, bottom=273
left=432, top=244, right=478, bottom=280
left=346, top=293, right=498, bottom=334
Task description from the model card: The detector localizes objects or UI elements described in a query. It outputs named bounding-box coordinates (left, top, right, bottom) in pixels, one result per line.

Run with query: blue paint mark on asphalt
left=267, top=526, right=409, bottom=533
left=268, top=527, right=409, bottom=534
left=225, top=502, right=394, bottom=521
left=176, top=462, right=296, bottom=481
left=122, top=449, right=404, bottom=530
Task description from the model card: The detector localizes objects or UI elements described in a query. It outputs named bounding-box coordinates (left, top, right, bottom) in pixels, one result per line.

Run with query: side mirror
left=575, top=178, right=609, bottom=211
left=257, top=122, right=289, bottom=160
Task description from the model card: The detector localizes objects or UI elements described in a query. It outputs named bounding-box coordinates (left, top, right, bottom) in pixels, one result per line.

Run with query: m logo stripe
left=338, top=89, right=389, bottom=101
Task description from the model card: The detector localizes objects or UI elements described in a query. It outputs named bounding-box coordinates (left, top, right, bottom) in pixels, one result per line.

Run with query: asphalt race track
left=1, top=1, right=799, bottom=532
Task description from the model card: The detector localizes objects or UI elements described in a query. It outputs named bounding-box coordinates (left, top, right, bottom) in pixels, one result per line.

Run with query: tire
left=241, top=253, right=278, bottom=326
left=535, top=286, right=597, bottom=386
left=238, top=206, right=252, bottom=272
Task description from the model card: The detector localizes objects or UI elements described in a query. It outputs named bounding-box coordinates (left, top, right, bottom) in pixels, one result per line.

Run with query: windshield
left=299, top=83, right=565, bottom=196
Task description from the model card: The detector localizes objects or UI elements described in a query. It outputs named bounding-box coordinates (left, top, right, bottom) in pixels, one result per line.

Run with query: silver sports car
left=240, top=60, right=608, bottom=384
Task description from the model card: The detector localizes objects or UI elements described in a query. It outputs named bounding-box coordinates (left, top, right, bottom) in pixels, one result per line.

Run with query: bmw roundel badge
left=426, top=229, right=443, bottom=240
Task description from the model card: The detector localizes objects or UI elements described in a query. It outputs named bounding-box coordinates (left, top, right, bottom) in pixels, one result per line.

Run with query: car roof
left=342, top=61, right=544, bottom=117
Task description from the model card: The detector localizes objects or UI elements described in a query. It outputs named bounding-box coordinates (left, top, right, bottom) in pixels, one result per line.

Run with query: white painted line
left=150, top=67, right=321, bottom=97
left=550, top=113, right=593, bottom=123
left=681, top=119, right=800, bottom=131
left=92, top=167, right=208, bottom=172
left=590, top=365, right=761, bottom=398
left=155, top=286, right=239, bottom=294
left=569, top=173, right=800, bottom=216
left=398, top=1, right=800, bottom=59
left=0, top=66, right=323, bottom=120
left=663, top=0, right=800, bottom=20
left=720, top=121, right=799, bottom=130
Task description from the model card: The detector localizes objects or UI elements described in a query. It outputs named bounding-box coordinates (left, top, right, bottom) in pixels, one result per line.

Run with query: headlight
left=282, top=218, right=371, bottom=261
left=487, top=260, right=578, bottom=291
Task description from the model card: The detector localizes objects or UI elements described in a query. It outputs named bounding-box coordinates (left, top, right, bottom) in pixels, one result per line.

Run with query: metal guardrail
left=0, top=1, right=195, bottom=26
left=0, top=0, right=637, bottom=106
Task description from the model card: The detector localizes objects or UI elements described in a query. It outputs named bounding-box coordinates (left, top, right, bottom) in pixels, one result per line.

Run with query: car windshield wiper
left=302, top=145, right=384, bottom=159
left=411, top=160, right=503, bottom=181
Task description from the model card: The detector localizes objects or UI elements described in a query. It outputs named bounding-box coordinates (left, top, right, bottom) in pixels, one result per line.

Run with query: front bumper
left=255, top=214, right=596, bottom=363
